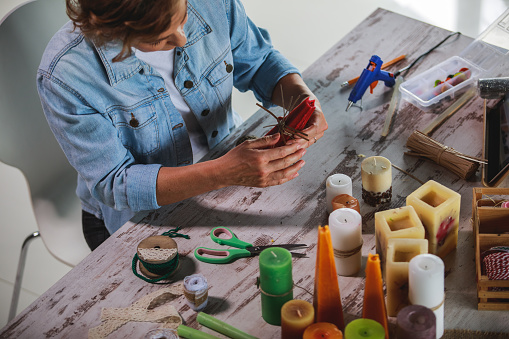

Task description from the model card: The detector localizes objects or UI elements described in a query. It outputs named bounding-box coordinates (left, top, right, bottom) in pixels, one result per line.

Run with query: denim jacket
left=37, top=0, right=299, bottom=234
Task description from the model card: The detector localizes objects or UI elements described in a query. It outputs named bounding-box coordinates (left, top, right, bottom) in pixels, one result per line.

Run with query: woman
left=37, top=0, right=327, bottom=250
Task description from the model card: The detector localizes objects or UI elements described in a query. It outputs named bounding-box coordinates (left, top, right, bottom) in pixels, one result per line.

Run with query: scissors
left=194, top=226, right=308, bottom=264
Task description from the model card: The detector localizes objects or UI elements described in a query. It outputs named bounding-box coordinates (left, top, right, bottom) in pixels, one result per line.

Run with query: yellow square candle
left=375, top=206, right=425, bottom=272
left=406, top=180, right=461, bottom=259
left=385, top=238, right=428, bottom=316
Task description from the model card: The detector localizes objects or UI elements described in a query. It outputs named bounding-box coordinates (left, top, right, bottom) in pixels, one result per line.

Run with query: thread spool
left=136, top=235, right=180, bottom=280
left=184, top=274, right=209, bottom=311
left=144, top=329, right=178, bottom=339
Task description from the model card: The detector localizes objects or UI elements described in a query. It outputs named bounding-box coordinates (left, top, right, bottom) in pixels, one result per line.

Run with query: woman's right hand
left=215, top=133, right=306, bottom=188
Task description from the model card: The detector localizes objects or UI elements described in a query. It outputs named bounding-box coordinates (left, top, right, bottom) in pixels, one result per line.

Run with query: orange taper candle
left=363, top=253, right=389, bottom=339
left=313, top=225, right=345, bottom=330
left=303, top=322, right=343, bottom=339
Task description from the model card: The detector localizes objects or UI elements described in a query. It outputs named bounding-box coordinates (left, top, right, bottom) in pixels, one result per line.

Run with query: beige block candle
left=385, top=238, right=428, bottom=317
left=406, top=180, right=461, bottom=259
left=361, top=156, right=392, bottom=206
left=374, top=205, right=425, bottom=273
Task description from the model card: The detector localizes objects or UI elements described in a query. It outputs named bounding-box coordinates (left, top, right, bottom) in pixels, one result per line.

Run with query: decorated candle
left=362, top=254, right=389, bottom=339
left=406, top=180, right=461, bottom=259
left=326, top=174, right=353, bottom=213
left=344, top=319, right=385, bottom=339
left=332, top=194, right=361, bottom=214
left=314, top=225, right=345, bottom=330
left=259, top=247, right=293, bottom=326
left=374, top=206, right=425, bottom=273
left=409, top=254, right=444, bottom=339
left=361, top=156, right=392, bottom=206
left=385, top=238, right=428, bottom=317
left=396, top=305, right=436, bottom=339
left=303, top=323, right=343, bottom=339
left=281, top=300, right=315, bottom=339
left=329, top=208, right=363, bottom=276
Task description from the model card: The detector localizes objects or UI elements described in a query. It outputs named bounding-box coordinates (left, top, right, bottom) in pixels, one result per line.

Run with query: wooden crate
left=472, top=187, right=509, bottom=310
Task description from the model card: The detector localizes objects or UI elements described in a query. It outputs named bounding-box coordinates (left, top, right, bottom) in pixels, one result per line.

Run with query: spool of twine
left=183, top=274, right=209, bottom=311
left=405, top=130, right=486, bottom=179
left=132, top=235, right=180, bottom=284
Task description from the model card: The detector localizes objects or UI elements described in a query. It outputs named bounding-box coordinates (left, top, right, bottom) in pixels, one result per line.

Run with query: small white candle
left=361, top=156, right=392, bottom=206
left=326, top=174, right=353, bottom=213
left=328, top=208, right=362, bottom=276
left=409, top=254, right=445, bottom=339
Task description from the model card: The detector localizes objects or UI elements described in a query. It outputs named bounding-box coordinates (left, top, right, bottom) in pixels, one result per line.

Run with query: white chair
left=0, top=0, right=91, bottom=322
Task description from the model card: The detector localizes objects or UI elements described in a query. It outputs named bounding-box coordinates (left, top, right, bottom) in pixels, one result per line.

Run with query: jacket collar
left=95, top=0, right=211, bottom=87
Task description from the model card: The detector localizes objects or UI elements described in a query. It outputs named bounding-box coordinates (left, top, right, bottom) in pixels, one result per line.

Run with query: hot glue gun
left=346, top=55, right=396, bottom=111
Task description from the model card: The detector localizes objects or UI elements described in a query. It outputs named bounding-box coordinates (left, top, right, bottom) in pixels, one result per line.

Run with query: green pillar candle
left=259, top=247, right=293, bottom=325
left=344, top=319, right=385, bottom=339
left=177, top=325, right=221, bottom=339
left=197, top=312, right=258, bottom=339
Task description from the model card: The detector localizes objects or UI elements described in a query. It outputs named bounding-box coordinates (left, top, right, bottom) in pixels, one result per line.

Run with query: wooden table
left=3, top=8, right=509, bottom=339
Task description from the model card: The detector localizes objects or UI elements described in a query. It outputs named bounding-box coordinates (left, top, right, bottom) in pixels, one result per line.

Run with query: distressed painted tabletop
left=2, top=8, right=509, bottom=339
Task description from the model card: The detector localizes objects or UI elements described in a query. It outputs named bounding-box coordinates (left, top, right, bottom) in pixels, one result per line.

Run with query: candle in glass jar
left=303, top=323, right=343, bottom=339
left=385, top=238, right=428, bottom=317
left=332, top=194, right=360, bottom=214
left=362, top=254, right=389, bottom=339
left=314, top=225, right=344, bottom=330
left=326, top=174, right=353, bottom=213
left=361, top=156, right=392, bottom=206
left=344, top=319, right=385, bottom=339
left=329, top=208, right=363, bottom=276
left=259, top=247, right=293, bottom=326
left=406, top=180, right=461, bottom=259
left=281, top=300, right=315, bottom=339
left=396, top=305, right=436, bottom=339
left=409, top=254, right=444, bottom=339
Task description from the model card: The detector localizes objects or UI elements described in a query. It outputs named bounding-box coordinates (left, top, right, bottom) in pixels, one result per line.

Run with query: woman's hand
left=292, top=100, right=328, bottom=148
left=216, top=133, right=306, bottom=187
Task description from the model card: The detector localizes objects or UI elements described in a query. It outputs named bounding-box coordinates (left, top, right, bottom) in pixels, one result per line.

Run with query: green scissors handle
left=210, top=226, right=252, bottom=249
left=194, top=247, right=251, bottom=264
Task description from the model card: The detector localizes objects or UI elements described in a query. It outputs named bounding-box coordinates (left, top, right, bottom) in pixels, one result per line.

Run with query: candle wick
left=271, top=251, right=277, bottom=258
left=374, top=158, right=377, bottom=166
left=344, top=219, right=347, bottom=223
left=297, top=309, right=302, bottom=318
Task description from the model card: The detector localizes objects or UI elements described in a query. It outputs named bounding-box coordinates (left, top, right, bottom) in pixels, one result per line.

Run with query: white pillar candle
left=361, top=156, right=392, bottom=206
left=409, top=254, right=445, bottom=339
left=326, top=174, right=353, bottom=213
left=328, top=208, right=363, bottom=276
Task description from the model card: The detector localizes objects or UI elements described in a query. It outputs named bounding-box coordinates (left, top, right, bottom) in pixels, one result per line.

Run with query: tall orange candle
left=281, top=300, right=315, bottom=339
left=303, top=323, right=343, bottom=339
left=313, top=225, right=345, bottom=330
left=363, top=253, right=389, bottom=339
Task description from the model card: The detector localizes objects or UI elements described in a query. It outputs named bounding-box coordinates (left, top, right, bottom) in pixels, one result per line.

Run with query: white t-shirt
left=135, top=49, right=209, bottom=163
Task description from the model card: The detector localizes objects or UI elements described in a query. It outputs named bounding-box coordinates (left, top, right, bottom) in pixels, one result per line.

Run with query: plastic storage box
left=400, top=8, right=509, bottom=110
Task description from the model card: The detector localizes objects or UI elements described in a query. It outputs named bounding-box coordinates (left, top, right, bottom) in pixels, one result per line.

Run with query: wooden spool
left=136, top=235, right=179, bottom=279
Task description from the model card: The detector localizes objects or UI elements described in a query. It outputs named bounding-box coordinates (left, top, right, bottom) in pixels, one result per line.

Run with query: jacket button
left=211, top=130, right=218, bottom=138
left=184, top=80, right=193, bottom=89
left=224, top=61, right=233, bottom=73
left=176, top=51, right=181, bottom=56
left=201, top=109, right=210, bottom=116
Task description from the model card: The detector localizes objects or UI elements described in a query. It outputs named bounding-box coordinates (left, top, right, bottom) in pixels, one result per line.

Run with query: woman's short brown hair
left=66, top=0, right=182, bottom=62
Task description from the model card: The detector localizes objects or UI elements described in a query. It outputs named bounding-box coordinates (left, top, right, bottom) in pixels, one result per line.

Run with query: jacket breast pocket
left=205, top=54, right=234, bottom=107
left=109, top=103, right=160, bottom=157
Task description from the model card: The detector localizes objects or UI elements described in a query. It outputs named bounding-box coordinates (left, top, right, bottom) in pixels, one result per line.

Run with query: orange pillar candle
left=363, top=253, right=389, bottom=339
left=303, top=323, right=343, bottom=339
left=332, top=194, right=361, bottom=214
left=281, top=300, right=315, bottom=339
left=313, top=225, right=345, bottom=330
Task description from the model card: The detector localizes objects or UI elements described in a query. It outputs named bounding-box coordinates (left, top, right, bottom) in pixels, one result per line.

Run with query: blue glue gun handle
left=378, top=69, right=396, bottom=88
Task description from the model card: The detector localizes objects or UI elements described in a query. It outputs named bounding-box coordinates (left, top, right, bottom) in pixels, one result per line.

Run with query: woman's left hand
left=287, top=100, right=328, bottom=148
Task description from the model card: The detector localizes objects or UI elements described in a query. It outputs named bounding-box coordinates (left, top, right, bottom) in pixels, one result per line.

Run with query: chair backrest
left=0, top=0, right=90, bottom=266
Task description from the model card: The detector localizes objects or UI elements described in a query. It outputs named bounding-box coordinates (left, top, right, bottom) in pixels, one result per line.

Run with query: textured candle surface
left=329, top=208, right=363, bottom=276
left=385, top=238, right=428, bottom=316
left=409, top=254, right=444, bottom=339
left=303, top=322, right=343, bottom=339
left=326, top=174, right=353, bottom=213
left=332, top=194, right=360, bottom=214
left=406, top=180, right=460, bottom=258
left=314, top=225, right=345, bottom=330
left=345, top=318, right=385, bottom=339
left=362, top=254, right=389, bottom=339
left=361, top=156, right=392, bottom=191
left=281, top=300, right=315, bottom=339
left=259, top=247, right=293, bottom=325
left=375, top=206, right=425, bottom=274
left=397, top=305, right=436, bottom=339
